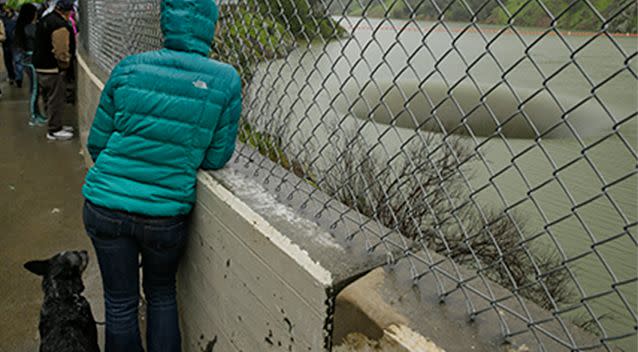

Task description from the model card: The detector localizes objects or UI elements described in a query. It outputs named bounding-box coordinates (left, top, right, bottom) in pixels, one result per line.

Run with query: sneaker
left=46, top=129, right=74, bottom=141
left=62, top=125, right=74, bottom=132
left=28, top=115, right=48, bottom=127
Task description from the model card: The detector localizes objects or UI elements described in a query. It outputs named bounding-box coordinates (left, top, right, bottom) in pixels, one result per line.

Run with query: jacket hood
left=161, top=0, right=218, bottom=56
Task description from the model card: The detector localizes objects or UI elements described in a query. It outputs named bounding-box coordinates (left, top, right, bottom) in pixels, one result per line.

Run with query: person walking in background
left=33, top=0, right=75, bottom=141
left=0, top=13, right=4, bottom=98
left=12, top=4, right=34, bottom=92
left=69, top=3, right=77, bottom=36
left=40, top=0, right=56, bottom=18
left=14, top=3, right=45, bottom=125
left=64, top=3, right=77, bottom=104
left=1, top=5, right=17, bottom=86
left=82, top=0, right=242, bottom=350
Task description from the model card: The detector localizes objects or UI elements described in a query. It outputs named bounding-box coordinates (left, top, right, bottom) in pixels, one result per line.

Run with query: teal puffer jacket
left=83, top=0, right=241, bottom=216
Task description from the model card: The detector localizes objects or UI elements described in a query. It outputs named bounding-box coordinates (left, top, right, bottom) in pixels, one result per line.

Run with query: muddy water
left=248, top=17, right=637, bottom=349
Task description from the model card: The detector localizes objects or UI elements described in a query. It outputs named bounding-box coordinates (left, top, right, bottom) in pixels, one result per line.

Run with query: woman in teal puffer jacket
left=82, top=0, right=241, bottom=351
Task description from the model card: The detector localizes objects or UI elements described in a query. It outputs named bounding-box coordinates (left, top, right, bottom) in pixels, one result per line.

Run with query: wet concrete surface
left=0, top=79, right=104, bottom=351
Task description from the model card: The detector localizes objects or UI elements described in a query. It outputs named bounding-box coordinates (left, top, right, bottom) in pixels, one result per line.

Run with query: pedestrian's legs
left=39, top=73, right=66, bottom=133
left=23, top=54, right=43, bottom=120
left=139, top=218, right=188, bottom=352
left=28, top=70, right=42, bottom=118
left=13, top=50, right=24, bottom=87
left=83, top=201, right=144, bottom=352
left=2, top=44, right=16, bottom=82
left=39, top=75, right=50, bottom=115
left=42, top=80, right=49, bottom=115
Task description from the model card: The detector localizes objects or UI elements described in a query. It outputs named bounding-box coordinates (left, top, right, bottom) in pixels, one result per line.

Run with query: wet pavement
left=0, top=78, right=104, bottom=351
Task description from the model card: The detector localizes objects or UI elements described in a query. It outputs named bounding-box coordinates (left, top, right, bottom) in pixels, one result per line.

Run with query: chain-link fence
left=79, top=0, right=637, bottom=350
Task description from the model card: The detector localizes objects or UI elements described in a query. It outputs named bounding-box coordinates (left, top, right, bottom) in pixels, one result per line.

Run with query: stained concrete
left=332, top=261, right=604, bottom=352
left=0, top=78, right=104, bottom=351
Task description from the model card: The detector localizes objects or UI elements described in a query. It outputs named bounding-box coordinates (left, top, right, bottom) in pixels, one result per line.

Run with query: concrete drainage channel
left=77, top=51, right=600, bottom=352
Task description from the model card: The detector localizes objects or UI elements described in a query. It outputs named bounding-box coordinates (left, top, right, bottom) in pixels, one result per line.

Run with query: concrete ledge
left=334, top=327, right=444, bottom=352
left=180, top=171, right=331, bottom=350
left=332, top=253, right=603, bottom=352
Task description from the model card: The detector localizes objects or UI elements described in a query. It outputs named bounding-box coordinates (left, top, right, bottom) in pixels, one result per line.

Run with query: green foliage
left=257, top=0, right=345, bottom=39
left=348, top=0, right=498, bottom=21
left=225, top=9, right=295, bottom=60
left=349, top=0, right=637, bottom=33
left=212, top=9, right=296, bottom=82
left=212, top=3, right=345, bottom=85
left=238, top=123, right=291, bottom=168
left=490, top=0, right=625, bottom=31
left=5, top=0, right=46, bottom=10
left=238, top=122, right=318, bottom=186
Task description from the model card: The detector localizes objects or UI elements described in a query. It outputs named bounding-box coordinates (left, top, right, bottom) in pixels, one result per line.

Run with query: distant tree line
left=337, top=0, right=637, bottom=33
left=212, top=0, right=346, bottom=84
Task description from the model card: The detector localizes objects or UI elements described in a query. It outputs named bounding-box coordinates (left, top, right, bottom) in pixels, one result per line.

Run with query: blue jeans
left=83, top=200, right=188, bottom=352
left=13, top=49, right=24, bottom=84
left=16, top=50, right=42, bottom=119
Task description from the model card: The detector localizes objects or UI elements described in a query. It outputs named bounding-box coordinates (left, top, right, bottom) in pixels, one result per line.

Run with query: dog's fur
left=24, top=251, right=100, bottom=352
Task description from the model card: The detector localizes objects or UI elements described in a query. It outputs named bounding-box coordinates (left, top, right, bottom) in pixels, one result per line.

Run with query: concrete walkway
left=0, top=79, right=104, bottom=351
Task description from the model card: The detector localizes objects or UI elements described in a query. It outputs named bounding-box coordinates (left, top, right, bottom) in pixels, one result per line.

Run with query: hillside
left=337, top=0, right=637, bottom=33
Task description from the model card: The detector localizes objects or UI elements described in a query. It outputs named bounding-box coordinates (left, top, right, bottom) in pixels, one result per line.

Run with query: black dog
left=24, top=251, right=100, bottom=352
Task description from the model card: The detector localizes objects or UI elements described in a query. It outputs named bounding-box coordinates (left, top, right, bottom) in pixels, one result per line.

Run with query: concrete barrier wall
left=76, top=54, right=105, bottom=167
left=180, top=171, right=335, bottom=351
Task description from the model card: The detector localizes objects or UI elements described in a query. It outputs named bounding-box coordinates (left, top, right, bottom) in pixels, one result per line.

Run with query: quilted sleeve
left=201, top=71, right=242, bottom=170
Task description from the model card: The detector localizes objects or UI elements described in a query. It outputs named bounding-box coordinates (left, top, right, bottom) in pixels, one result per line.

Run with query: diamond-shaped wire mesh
left=79, top=0, right=637, bottom=350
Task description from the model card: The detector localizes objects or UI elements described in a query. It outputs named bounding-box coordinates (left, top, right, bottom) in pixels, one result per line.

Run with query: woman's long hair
left=14, top=4, right=37, bottom=51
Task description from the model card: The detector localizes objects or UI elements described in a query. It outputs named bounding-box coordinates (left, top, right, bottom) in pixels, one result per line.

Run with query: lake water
left=245, top=17, right=637, bottom=350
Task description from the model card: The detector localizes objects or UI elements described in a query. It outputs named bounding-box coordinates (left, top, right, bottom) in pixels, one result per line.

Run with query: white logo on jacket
left=193, top=80, right=208, bottom=90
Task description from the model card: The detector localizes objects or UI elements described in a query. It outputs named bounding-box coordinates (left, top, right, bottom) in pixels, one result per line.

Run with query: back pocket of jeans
left=143, top=221, right=187, bottom=250
left=83, top=202, right=122, bottom=239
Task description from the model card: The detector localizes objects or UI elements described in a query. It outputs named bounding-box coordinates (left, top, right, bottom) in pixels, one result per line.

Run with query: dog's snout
left=78, top=251, right=89, bottom=272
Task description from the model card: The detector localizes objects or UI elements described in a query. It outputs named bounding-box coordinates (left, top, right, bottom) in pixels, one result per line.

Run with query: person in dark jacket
left=1, top=5, right=17, bottom=85
left=13, top=4, right=34, bottom=92
left=14, top=3, right=45, bottom=125
left=82, top=0, right=242, bottom=351
left=37, top=0, right=53, bottom=19
left=0, top=13, right=4, bottom=99
left=33, top=0, right=75, bottom=140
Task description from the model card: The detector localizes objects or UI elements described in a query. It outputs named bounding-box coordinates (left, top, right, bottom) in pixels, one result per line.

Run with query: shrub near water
left=316, top=133, right=576, bottom=311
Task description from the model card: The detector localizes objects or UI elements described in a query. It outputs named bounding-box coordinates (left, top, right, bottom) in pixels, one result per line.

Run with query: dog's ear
left=24, top=260, right=50, bottom=276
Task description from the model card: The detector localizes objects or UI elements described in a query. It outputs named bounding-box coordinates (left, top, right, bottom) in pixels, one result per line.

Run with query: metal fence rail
left=79, top=0, right=637, bottom=350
